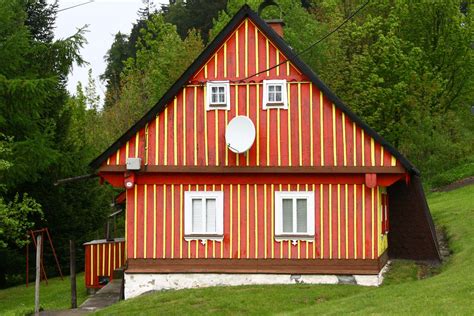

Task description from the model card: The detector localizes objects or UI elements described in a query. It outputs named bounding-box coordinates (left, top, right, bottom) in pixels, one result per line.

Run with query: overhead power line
left=243, top=0, right=370, bottom=81
left=57, top=0, right=95, bottom=13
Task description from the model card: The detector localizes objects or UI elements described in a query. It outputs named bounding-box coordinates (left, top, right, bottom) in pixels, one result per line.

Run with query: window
left=184, top=191, right=224, bottom=240
left=263, top=79, right=288, bottom=109
left=206, top=81, right=230, bottom=110
left=274, top=191, right=315, bottom=240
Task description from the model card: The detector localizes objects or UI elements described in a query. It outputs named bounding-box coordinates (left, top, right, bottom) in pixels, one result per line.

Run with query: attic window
left=263, top=79, right=287, bottom=109
left=206, top=81, right=230, bottom=110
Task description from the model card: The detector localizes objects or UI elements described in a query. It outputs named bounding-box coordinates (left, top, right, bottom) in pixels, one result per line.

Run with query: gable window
left=206, top=81, right=230, bottom=110
left=263, top=79, right=288, bottom=109
left=184, top=191, right=224, bottom=241
left=274, top=191, right=315, bottom=241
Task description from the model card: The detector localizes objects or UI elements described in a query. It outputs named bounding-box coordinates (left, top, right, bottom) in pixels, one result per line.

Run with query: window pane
left=211, top=87, right=218, bottom=93
left=212, top=94, right=217, bottom=103
left=275, top=92, right=282, bottom=102
left=218, top=86, right=225, bottom=93
left=275, top=85, right=282, bottom=92
left=282, top=199, right=293, bottom=233
left=269, top=92, right=275, bottom=102
left=218, top=93, right=225, bottom=103
left=206, top=198, right=216, bottom=233
left=296, top=199, right=307, bottom=233
left=269, top=85, right=275, bottom=92
left=192, top=199, right=203, bottom=232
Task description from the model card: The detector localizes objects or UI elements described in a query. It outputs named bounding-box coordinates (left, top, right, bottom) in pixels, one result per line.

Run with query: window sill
left=206, top=104, right=229, bottom=111
left=275, top=235, right=315, bottom=243
left=263, top=103, right=287, bottom=110
left=184, top=235, right=224, bottom=244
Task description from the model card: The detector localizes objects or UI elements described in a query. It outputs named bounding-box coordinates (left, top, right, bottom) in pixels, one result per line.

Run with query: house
left=90, top=5, right=440, bottom=299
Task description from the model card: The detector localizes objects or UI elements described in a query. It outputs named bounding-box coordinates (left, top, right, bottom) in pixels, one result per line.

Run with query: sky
left=51, top=0, right=166, bottom=103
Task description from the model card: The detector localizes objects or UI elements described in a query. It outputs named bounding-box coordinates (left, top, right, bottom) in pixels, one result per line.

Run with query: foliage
left=94, top=185, right=474, bottom=315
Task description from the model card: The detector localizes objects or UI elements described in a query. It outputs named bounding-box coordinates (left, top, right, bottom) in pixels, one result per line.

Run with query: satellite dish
left=225, top=116, right=256, bottom=154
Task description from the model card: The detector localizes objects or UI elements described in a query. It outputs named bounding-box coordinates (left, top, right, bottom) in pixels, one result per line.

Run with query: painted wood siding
left=103, top=19, right=398, bottom=169
left=126, top=183, right=387, bottom=261
left=84, top=240, right=125, bottom=289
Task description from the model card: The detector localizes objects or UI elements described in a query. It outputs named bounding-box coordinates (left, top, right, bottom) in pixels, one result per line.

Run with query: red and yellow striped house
left=90, top=5, right=439, bottom=298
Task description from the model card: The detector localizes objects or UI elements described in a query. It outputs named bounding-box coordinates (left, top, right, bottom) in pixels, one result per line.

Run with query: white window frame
left=206, top=81, right=230, bottom=110
left=274, top=191, right=315, bottom=241
left=184, top=191, right=224, bottom=241
left=262, top=79, right=288, bottom=109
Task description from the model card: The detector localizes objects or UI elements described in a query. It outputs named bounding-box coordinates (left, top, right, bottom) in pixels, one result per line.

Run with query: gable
left=91, top=5, right=417, bottom=174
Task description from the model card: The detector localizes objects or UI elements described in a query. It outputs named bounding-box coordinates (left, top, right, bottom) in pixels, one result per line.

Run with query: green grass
left=96, top=185, right=474, bottom=315
left=0, top=273, right=88, bottom=316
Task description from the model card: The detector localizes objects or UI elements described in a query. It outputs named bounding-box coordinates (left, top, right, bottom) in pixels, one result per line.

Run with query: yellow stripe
left=361, top=130, right=365, bottom=167
left=221, top=184, right=224, bottom=258
left=354, top=184, right=357, bottom=259
left=214, top=54, right=217, bottom=78
left=225, top=110, right=229, bottom=165
left=224, top=43, right=227, bottom=78
left=204, top=185, right=207, bottom=259
left=164, top=108, right=168, bottom=165
left=183, top=89, right=186, bottom=166
left=173, top=100, right=177, bottom=164
left=266, top=108, right=270, bottom=165
left=126, top=141, right=129, bottom=159
left=125, top=193, right=127, bottom=259
left=236, top=30, right=239, bottom=78
left=312, top=184, right=316, bottom=259
left=204, top=64, right=207, bottom=78
left=90, top=245, right=93, bottom=284
left=337, top=184, right=341, bottom=259
left=342, top=113, right=347, bottom=166
left=235, top=86, right=239, bottom=166
left=309, top=84, right=314, bottom=166
left=320, top=184, right=324, bottom=258
left=276, top=51, right=280, bottom=76
left=371, top=187, right=375, bottom=259
left=254, top=184, right=258, bottom=258
left=266, top=39, right=269, bottom=76
left=144, top=184, right=147, bottom=258
left=264, top=184, right=267, bottom=259
left=381, top=146, right=384, bottom=166
left=320, top=92, right=324, bottom=166
left=134, top=185, right=137, bottom=258
left=287, top=83, right=292, bottom=166
left=215, top=110, right=219, bottom=165
left=332, top=105, right=337, bottom=166
left=193, top=87, right=197, bottom=165
left=377, top=186, right=381, bottom=257
left=255, top=27, right=259, bottom=75
left=353, top=123, right=356, bottom=166
left=163, top=184, right=167, bottom=258
left=102, top=245, right=105, bottom=275
left=153, top=184, right=156, bottom=258
left=155, top=117, right=159, bottom=165
left=271, top=184, right=275, bottom=258
left=113, top=244, right=115, bottom=271
left=237, top=184, right=241, bottom=258
left=246, top=184, right=250, bottom=258
left=371, top=138, right=375, bottom=166
left=171, top=185, right=174, bottom=259
left=286, top=61, right=290, bottom=76
left=246, top=85, right=250, bottom=165
left=145, top=123, right=149, bottom=165
left=96, top=245, right=99, bottom=278
left=187, top=184, right=191, bottom=258
left=135, top=133, right=139, bottom=157
left=391, top=155, right=396, bottom=166
left=108, top=244, right=111, bottom=275
left=362, top=185, right=366, bottom=259
left=204, top=87, right=208, bottom=165
left=329, top=184, right=332, bottom=259
left=244, top=20, right=248, bottom=77
left=256, top=85, right=260, bottom=165
left=306, top=184, right=309, bottom=259
left=345, top=184, right=349, bottom=259
left=230, top=184, right=233, bottom=258
left=116, top=149, right=120, bottom=165
left=277, top=109, right=281, bottom=166
left=298, top=83, right=302, bottom=165
left=107, top=157, right=110, bottom=165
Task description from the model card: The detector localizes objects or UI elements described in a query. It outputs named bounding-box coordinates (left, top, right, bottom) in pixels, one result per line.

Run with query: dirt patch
left=432, top=176, right=474, bottom=192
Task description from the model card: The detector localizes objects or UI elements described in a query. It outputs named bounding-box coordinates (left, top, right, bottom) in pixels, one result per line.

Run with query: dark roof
left=90, top=5, right=419, bottom=175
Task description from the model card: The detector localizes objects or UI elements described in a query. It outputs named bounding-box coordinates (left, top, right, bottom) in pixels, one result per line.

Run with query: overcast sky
left=51, top=0, right=166, bottom=103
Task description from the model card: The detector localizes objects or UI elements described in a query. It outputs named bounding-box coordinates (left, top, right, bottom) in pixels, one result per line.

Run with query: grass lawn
left=95, top=184, right=474, bottom=315
left=0, top=273, right=88, bottom=316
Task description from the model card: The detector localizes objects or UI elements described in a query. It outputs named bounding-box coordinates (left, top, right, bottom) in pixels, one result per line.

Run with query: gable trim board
left=89, top=5, right=418, bottom=175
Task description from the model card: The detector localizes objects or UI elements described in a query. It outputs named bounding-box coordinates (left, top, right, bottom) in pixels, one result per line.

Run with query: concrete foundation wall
left=124, top=267, right=387, bottom=299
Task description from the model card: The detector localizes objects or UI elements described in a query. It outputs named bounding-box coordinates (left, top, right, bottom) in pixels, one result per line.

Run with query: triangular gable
left=90, top=5, right=418, bottom=175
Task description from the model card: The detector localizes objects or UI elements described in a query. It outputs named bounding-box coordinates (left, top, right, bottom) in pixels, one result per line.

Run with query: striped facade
left=126, top=183, right=389, bottom=261
left=84, top=239, right=125, bottom=289
left=102, top=19, right=397, bottom=169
